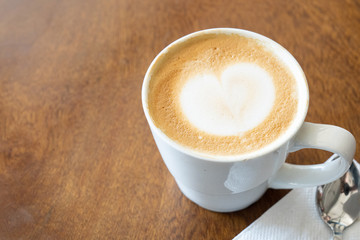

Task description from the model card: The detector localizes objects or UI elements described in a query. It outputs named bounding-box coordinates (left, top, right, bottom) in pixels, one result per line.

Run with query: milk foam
left=147, top=33, right=298, bottom=156
left=180, top=63, right=275, bottom=136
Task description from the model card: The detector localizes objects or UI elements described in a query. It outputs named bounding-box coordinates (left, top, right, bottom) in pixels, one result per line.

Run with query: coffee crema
left=147, top=33, right=298, bottom=156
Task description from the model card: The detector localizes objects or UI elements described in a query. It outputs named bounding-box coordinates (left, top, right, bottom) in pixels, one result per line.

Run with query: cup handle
left=269, top=122, right=356, bottom=189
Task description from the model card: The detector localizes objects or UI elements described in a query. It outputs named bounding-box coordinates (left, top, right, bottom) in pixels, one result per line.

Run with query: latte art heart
left=147, top=33, right=298, bottom=155
left=180, top=63, right=275, bottom=136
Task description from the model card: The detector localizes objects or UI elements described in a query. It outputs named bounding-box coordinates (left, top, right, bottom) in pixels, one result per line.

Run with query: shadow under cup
left=142, top=28, right=355, bottom=212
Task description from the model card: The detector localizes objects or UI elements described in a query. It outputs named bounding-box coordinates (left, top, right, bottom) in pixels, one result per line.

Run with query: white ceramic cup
left=142, top=28, right=356, bottom=212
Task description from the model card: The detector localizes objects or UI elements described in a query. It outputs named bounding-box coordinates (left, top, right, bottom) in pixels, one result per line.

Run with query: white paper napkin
left=234, top=161, right=360, bottom=240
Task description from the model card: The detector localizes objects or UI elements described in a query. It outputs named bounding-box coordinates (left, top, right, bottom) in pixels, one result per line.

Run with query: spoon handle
left=333, top=234, right=343, bottom=240
left=332, top=224, right=344, bottom=240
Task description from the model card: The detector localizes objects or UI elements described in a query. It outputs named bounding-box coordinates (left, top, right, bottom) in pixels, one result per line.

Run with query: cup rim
left=142, top=28, right=309, bottom=162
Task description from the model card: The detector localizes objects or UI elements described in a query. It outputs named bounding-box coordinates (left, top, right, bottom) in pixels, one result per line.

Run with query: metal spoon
left=316, top=155, right=360, bottom=240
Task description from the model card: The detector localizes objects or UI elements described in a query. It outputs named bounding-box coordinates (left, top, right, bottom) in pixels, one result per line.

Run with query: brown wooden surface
left=0, top=0, right=359, bottom=239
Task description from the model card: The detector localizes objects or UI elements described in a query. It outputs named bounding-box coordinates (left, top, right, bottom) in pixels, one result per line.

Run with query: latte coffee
left=146, top=31, right=299, bottom=156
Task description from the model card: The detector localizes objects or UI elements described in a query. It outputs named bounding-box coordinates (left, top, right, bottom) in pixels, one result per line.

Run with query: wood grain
left=0, top=0, right=359, bottom=239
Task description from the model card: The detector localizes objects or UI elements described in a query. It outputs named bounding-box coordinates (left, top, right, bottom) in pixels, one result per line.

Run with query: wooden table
left=0, top=0, right=359, bottom=239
